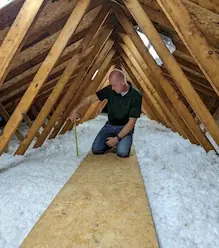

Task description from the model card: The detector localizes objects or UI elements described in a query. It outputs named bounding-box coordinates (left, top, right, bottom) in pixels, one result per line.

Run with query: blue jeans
left=91, top=121, right=134, bottom=157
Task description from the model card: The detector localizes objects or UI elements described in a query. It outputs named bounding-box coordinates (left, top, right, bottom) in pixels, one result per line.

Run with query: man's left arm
left=118, top=94, right=142, bottom=139
left=117, top=118, right=137, bottom=139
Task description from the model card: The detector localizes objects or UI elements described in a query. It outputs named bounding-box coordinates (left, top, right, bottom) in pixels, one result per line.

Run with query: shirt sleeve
left=96, top=85, right=111, bottom=101
left=129, top=94, right=142, bottom=118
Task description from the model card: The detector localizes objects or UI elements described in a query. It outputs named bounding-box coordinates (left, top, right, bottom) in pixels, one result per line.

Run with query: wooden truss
left=0, top=0, right=218, bottom=156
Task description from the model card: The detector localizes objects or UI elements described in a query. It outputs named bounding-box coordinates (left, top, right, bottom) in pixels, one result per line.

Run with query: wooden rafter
left=121, top=62, right=156, bottom=120
left=32, top=28, right=114, bottom=149
left=113, top=6, right=214, bottom=151
left=121, top=52, right=173, bottom=129
left=49, top=33, right=115, bottom=138
left=0, top=0, right=92, bottom=155
left=15, top=4, right=111, bottom=155
left=57, top=44, right=117, bottom=135
left=139, top=0, right=219, bottom=50
left=0, top=104, right=24, bottom=142
left=79, top=67, right=114, bottom=124
left=0, top=0, right=218, bottom=156
left=0, top=0, right=45, bottom=88
left=156, top=0, right=219, bottom=96
left=122, top=0, right=219, bottom=148
left=120, top=44, right=200, bottom=144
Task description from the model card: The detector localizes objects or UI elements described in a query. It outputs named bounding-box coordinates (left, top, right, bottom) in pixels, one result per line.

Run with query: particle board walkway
left=21, top=148, right=159, bottom=248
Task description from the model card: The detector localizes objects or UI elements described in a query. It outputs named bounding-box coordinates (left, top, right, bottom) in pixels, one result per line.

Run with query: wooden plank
left=0, top=0, right=45, bottom=88
left=0, top=104, right=24, bottom=142
left=157, top=0, right=219, bottom=96
left=57, top=47, right=116, bottom=135
left=114, top=8, right=214, bottom=151
left=47, top=36, right=115, bottom=137
left=64, top=65, right=116, bottom=133
left=33, top=29, right=114, bottom=148
left=120, top=61, right=156, bottom=119
left=139, top=0, right=219, bottom=49
left=122, top=0, right=219, bottom=147
left=22, top=114, right=41, bottom=139
left=59, top=55, right=116, bottom=134
left=0, top=0, right=91, bottom=155
left=121, top=62, right=157, bottom=121
left=80, top=81, right=109, bottom=123
left=121, top=42, right=191, bottom=139
left=15, top=5, right=111, bottom=155
left=162, top=71, right=216, bottom=97
left=21, top=148, right=159, bottom=248
left=79, top=65, right=116, bottom=124
left=122, top=53, right=178, bottom=130
left=187, top=0, right=219, bottom=15
left=213, top=107, right=219, bottom=119
left=140, top=0, right=219, bottom=15
left=4, top=5, right=102, bottom=82
left=121, top=45, right=199, bottom=143
left=0, top=0, right=103, bottom=46
left=49, top=38, right=115, bottom=138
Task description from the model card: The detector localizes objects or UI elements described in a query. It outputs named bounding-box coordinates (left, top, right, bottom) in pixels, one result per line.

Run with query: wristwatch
left=76, top=113, right=81, bottom=120
left=116, top=135, right=122, bottom=141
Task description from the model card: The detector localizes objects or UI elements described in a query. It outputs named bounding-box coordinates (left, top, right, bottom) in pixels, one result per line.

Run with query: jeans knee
left=116, top=150, right=130, bottom=158
left=91, top=145, right=105, bottom=155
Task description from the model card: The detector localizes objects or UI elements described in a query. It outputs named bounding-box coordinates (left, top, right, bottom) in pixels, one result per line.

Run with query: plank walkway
left=21, top=148, right=159, bottom=248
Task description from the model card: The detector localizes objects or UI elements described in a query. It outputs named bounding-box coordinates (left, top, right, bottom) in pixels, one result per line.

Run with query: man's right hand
left=68, top=111, right=81, bottom=122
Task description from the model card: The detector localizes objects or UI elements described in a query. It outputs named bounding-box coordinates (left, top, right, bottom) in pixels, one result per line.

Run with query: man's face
left=109, top=75, right=124, bottom=93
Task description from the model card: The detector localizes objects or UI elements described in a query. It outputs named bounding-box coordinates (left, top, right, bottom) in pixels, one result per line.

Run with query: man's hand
left=106, top=137, right=119, bottom=147
left=68, top=110, right=80, bottom=122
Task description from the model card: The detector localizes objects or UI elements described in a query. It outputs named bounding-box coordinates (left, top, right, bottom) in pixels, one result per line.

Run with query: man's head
left=109, top=69, right=129, bottom=94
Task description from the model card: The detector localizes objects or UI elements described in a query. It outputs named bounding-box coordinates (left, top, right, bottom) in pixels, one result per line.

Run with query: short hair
left=109, top=69, right=126, bottom=82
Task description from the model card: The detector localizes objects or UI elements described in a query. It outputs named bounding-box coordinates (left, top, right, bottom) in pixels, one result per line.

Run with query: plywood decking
left=21, top=148, right=159, bottom=248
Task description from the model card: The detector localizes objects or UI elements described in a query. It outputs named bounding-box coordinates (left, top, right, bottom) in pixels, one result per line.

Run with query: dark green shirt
left=96, top=82, right=142, bottom=125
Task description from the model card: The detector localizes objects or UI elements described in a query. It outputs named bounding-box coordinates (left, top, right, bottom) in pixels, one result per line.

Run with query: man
left=68, top=69, right=142, bottom=157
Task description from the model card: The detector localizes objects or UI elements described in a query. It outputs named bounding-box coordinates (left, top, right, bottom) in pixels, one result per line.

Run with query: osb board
left=21, top=148, right=159, bottom=248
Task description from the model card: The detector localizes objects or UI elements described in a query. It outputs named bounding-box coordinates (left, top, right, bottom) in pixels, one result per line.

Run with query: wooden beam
left=62, top=62, right=116, bottom=133
left=80, top=79, right=109, bottom=123
left=15, top=5, right=111, bottom=155
left=122, top=59, right=164, bottom=123
left=22, top=114, right=41, bottom=139
left=120, top=62, right=156, bottom=120
left=139, top=0, right=219, bottom=50
left=33, top=29, right=114, bottom=149
left=207, top=98, right=217, bottom=112
left=121, top=47, right=174, bottom=128
left=57, top=46, right=117, bottom=135
left=0, top=0, right=45, bottom=88
left=161, top=69, right=217, bottom=97
left=0, top=104, right=24, bottom=142
left=120, top=44, right=200, bottom=143
left=5, top=30, right=84, bottom=83
left=113, top=8, right=214, bottom=151
left=157, top=0, right=219, bottom=96
left=122, top=0, right=219, bottom=147
left=213, top=107, right=219, bottom=119
left=50, top=39, right=115, bottom=137
left=0, top=0, right=91, bottom=155
left=79, top=65, right=116, bottom=124
left=121, top=53, right=172, bottom=128
left=0, top=44, right=93, bottom=100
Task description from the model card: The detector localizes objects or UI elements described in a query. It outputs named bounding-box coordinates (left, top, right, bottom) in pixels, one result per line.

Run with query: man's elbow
left=128, top=117, right=137, bottom=127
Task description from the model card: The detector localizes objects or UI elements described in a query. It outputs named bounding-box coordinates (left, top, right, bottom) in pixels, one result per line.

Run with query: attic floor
left=0, top=114, right=219, bottom=248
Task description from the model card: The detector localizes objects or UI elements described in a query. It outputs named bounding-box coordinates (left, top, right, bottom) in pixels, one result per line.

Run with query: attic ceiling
left=0, top=0, right=219, bottom=155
